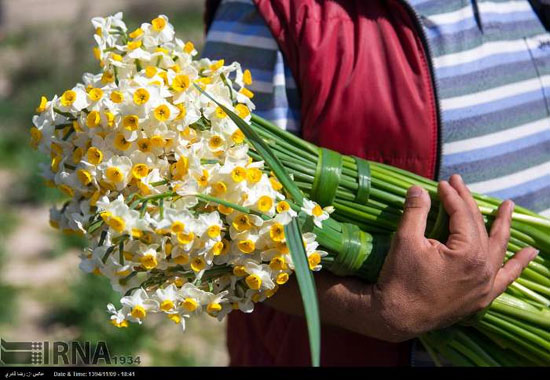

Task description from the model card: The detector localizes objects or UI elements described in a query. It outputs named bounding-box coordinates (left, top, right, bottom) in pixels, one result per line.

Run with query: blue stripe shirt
left=203, top=0, right=550, bottom=217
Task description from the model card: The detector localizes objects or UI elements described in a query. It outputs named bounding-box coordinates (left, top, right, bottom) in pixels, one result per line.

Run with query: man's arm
left=267, top=174, right=538, bottom=342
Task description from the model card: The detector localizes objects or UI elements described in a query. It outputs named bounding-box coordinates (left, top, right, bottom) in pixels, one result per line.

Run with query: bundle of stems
left=247, top=114, right=550, bottom=366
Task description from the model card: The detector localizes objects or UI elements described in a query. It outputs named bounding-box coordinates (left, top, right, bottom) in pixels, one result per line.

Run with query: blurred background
left=0, top=0, right=229, bottom=366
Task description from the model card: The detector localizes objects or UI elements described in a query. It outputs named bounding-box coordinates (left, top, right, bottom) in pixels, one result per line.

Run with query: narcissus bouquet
left=31, top=13, right=550, bottom=367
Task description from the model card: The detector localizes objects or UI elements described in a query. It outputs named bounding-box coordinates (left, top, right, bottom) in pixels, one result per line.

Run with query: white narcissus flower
left=301, top=199, right=334, bottom=228
left=31, top=12, right=329, bottom=333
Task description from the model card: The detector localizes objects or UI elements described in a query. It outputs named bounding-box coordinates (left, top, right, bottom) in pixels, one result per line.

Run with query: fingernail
left=407, top=186, right=424, bottom=198
left=530, top=249, right=540, bottom=260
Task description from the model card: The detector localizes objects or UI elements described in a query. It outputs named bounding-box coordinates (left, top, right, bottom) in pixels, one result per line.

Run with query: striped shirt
left=203, top=0, right=550, bottom=217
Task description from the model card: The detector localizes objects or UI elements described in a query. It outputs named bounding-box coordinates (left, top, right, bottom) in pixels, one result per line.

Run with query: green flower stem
left=490, top=297, right=550, bottom=328
left=489, top=311, right=550, bottom=342
left=477, top=321, right=550, bottom=363
left=483, top=313, right=550, bottom=351
left=516, top=278, right=550, bottom=297
left=509, top=282, right=550, bottom=307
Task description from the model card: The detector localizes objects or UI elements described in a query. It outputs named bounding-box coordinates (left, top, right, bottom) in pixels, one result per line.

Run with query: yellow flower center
left=129, top=27, right=143, bottom=39
left=152, top=17, right=167, bottom=31
left=88, top=88, right=103, bottom=101
left=122, top=115, right=139, bottom=131
left=308, top=252, right=321, bottom=270
left=231, top=129, right=245, bottom=144
left=114, top=133, right=131, bottom=151
left=131, top=305, right=146, bottom=320
left=212, top=181, right=227, bottom=195
left=243, top=69, right=253, bottom=85
left=160, top=300, right=175, bottom=312
left=235, top=104, right=250, bottom=118
left=145, top=66, right=157, bottom=78
left=218, top=204, right=233, bottom=215
left=174, top=254, right=190, bottom=265
left=257, top=196, right=273, bottom=212
left=269, top=256, right=286, bottom=271
left=167, top=314, right=181, bottom=324
left=231, top=167, right=247, bottom=183
left=101, top=71, right=115, bottom=84
left=111, top=319, right=129, bottom=328
left=215, top=106, right=227, bottom=118
left=58, top=184, right=74, bottom=197
left=86, top=147, right=103, bottom=165
left=110, top=90, right=124, bottom=103
left=127, top=40, right=142, bottom=50
left=132, top=163, right=149, bottom=179
left=36, top=96, right=48, bottom=113
left=175, top=103, right=187, bottom=120
left=312, top=205, right=323, bottom=217
left=140, top=254, right=158, bottom=270
left=133, top=88, right=150, bottom=105
left=195, top=170, right=209, bottom=187
left=150, top=135, right=165, bottom=147
left=190, top=257, right=205, bottom=272
left=269, top=223, right=285, bottom=242
left=276, top=201, right=290, bottom=213
left=182, top=298, right=198, bottom=312
left=183, top=41, right=195, bottom=54
left=72, top=147, right=83, bottom=164
left=106, top=216, right=125, bottom=233
left=30, top=127, right=42, bottom=149
left=106, top=167, right=124, bottom=183
left=208, top=135, right=224, bottom=150
left=170, top=221, right=185, bottom=234
left=210, top=241, right=224, bottom=256
left=76, top=169, right=93, bottom=186
left=172, top=74, right=190, bottom=92
left=132, top=138, right=149, bottom=153
left=60, top=90, right=77, bottom=106
left=270, top=177, right=283, bottom=191
left=177, top=232, right=195, bottom=245
left=154, top=104, right=171, bottom=122
left=239, top=87, right=254, bottom=99
left=246, top=168, right=263, bottom=184
left=86, top=111, right=101, bottom=128
left=210, top=59, right=224, bottom=71
left=246, top=274, right=262, bottom=290
left=207, top=225, right=221, bottom=239
left=276, top=272, right=289, bottom=285
left=207, top=302, right=222, bottom=315
left=233, top=266, right=247, bottom=277
left=232, top=214, right=252, bottom=231
left=238, top=239, right=255, bottom=254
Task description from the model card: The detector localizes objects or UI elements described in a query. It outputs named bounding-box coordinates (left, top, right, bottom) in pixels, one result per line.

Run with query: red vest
left=206, top=0, right=439, bottom=366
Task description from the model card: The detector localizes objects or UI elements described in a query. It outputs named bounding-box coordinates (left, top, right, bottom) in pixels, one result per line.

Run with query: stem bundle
left=249, top=114, right=550, bottom=366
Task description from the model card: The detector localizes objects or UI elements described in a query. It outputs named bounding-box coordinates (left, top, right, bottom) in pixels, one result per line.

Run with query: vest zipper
left=395, top=0, right=443, bottom=180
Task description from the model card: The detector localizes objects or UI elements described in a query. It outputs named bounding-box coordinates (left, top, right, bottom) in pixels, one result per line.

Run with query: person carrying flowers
left=203, top=0, right=549, bottom=366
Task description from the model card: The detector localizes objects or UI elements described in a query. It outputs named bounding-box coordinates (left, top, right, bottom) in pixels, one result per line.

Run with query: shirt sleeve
left=201, top=0, right=301, bottom=134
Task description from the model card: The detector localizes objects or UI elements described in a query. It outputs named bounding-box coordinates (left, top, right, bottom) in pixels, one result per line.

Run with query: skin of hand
left=266, top=174, right=539, bottom=342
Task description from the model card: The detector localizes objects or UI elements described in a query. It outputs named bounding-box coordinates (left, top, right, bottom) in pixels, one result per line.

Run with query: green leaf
left=285, top=218, right=321, bottom=367
left=193, top=84, right=304, bottom=205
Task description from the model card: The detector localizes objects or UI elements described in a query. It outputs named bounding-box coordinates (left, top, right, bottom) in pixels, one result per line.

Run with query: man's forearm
left=265, top=271, right=408, bottom=343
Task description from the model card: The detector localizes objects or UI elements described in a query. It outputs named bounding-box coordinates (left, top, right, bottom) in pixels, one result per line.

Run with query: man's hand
left=372, top=174, right=539, bottom=342
left=266, top=174, right=537, bottom=342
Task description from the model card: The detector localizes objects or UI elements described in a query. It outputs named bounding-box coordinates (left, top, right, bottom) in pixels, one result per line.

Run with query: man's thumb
left=398, top=186, right=431, bottom=239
